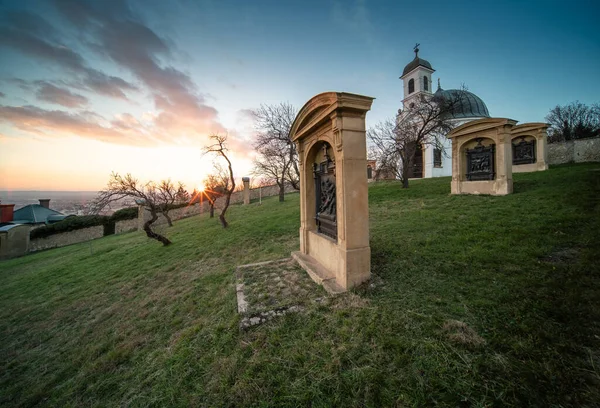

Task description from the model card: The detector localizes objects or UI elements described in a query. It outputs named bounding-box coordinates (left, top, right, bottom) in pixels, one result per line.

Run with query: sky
left=0, top=0, right=599, bottom=191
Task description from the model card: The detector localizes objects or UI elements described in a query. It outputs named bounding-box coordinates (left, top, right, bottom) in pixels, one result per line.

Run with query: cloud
left=0, top=105, right=118, bottom=141
left=54, top=0, right=226, bottom=136
left=0, top=91, right=5, bottom=98
left=237, top=108, right=255, bottom=120
left=79, top=70, right=137, bottom=100
left=0, top=1, right=237, bottom=150
left=0, top=101, right=228, bottom=149
left=35, top=82, right=88, bottom=108
left=0, top=10, right=137, bottom=101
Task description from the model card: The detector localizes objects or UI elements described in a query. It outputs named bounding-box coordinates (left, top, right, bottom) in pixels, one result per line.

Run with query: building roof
left=433, top=88, right=490, bottom=120
left=402, top=54, right=434, bottom=77
left=12, top=204, right=64, bottom=224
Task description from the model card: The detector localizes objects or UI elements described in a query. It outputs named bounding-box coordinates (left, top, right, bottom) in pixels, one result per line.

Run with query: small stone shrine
left=510, top=123, right=549, bottom=173
left=289, top=92, right=374, bottom=292
left=447, top=118, right=517, bottom=195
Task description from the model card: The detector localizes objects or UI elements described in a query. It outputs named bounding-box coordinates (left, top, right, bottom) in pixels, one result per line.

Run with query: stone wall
left=247, top=183, right=298, bottom=202
left=115, top=218, right=138, bottom=234
left=548, top=137, right=600, bottom=165
left=13, top=182, right=298, bottom=257
left=140, top=203, right=205, bottom=226
left=29, top=226, right=104, bottom=252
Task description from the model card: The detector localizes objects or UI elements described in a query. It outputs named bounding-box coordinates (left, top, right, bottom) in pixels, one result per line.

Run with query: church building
left=399, top=46, right=491, bottom=178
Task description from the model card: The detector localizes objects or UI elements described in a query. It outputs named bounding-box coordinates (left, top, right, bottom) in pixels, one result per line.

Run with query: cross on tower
left=414, top=43, right=420, bottom=56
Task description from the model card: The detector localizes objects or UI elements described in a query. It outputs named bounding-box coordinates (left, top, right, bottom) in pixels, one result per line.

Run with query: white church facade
left=399, top=47, right=491, bottom=179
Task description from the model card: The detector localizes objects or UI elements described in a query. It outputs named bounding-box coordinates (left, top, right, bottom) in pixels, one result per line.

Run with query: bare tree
left=156, top=180, right=189, bottom=227
left=253, top=102, right=299, bottom=190
left=92, top=173, right=187, bottom=246
left=203, top=134, right=235, bottom=228
left=368, top=90, right=464, bottom=188
left=546, top=101, right=600, bottom=143
left=252, top=138, right=290, bottom=202
left=201, top=163, right=230, bottom=219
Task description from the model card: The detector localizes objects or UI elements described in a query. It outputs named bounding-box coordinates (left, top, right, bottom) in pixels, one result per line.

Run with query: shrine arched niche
left=304, top=140, right=337, bottom=240
left=511, top=135, right=536, bottom=165
left=459, top=137, right=496, bottom=181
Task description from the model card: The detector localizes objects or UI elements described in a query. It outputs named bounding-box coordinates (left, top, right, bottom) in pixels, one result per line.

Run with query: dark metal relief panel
left=466, top=138, right=495, bottom=181
left=512, top=137, right=536, bottom=165
left=313, top=144, right=337, bottom=239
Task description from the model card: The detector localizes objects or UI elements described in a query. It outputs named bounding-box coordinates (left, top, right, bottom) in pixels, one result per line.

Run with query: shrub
left=109, top=207, right=139, bottom=222
left=30, top=215, right=111, bottom=239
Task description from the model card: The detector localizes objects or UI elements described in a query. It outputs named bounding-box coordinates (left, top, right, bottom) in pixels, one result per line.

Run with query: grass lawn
left=1, top=163, right=599, bottom=407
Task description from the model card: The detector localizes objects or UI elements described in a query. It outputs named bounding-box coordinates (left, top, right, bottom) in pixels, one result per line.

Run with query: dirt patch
left=443, top=319, right=486, bottom=347
left=235, top=258, right=326, bottom=329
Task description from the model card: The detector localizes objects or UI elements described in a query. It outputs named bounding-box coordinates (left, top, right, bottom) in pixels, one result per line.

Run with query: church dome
left=402, top=55, right=433, bottom=77
left=433, top=87, right=490, bottom=119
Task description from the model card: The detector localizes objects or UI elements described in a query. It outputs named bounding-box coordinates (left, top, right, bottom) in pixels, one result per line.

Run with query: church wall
left=424, top=138, right=453, bottom=178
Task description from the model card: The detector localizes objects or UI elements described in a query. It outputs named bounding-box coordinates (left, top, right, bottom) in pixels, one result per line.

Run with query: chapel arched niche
left=448, top=117, right=516, bottom=195
left=305, top=141, right=337, bottom=239
left=511, top=135, right=537, bottom=165
left=289, top=91, right=374, bottom=292
left=459, top=137, right=496, bottom=181
left=510, top=122, right=549, bottom=173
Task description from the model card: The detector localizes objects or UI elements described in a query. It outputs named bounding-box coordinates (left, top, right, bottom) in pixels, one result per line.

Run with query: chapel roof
left=433, top=87, right=490, bottom=120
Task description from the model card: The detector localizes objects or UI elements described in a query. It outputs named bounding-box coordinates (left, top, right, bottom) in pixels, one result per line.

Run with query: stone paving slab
left=235, top=258, right=327, bottom=329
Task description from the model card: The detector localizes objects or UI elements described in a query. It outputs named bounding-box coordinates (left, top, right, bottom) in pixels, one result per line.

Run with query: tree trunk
left=209, top=204, right=214, bottom=218
left=289, top=144, right=300, bottom=190
left=217, top=152, right=236, bottom=228
left=163, top=211, right=173, bottom=227
left=278, top=182, right=285, bottom=202
left=401, top=154, right=411, bottom=189
left=219, top=190, right=232, bottom=228
left=400, top=146, right=416, bottom=189
left=144, top=209, right=172, bottom=246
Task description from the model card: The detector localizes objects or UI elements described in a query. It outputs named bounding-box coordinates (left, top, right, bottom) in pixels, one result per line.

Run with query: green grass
left=1, top=163, right=599, bottom=407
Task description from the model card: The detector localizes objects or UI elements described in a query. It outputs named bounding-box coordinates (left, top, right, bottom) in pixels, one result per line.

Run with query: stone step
left=291, top=251, right=345, bottom=295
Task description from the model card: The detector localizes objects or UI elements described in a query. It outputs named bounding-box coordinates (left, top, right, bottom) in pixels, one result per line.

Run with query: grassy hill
left=1, top=163, right=599, bottom=407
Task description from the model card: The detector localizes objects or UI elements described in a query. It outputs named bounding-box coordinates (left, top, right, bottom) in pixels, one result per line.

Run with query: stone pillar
left=289, top=92, right=374, bottom=293
left=242, top=177, right=250, bottom=205
left=448, top=118, right=517, bottom=196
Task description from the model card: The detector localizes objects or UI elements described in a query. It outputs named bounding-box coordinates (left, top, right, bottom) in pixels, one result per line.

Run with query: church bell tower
left=400, top=44, right=435, bottom=110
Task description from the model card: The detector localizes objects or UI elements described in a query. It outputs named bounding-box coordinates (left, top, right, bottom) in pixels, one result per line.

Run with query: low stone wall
left=248, top=183, right=298, bottom=202
left=548, top=137, right=600, bottom=165
left=19, top=183, right=298, bottom=256
left=29, top=226, right=104, bottom=252
left=140, top=203, right=204, bottom=227
left=115, top=218, right=138, bottom=234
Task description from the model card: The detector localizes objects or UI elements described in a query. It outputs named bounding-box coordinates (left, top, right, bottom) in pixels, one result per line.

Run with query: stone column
left=536, top=126, right=549, bottom=171
left=495, top=123, right=514, bottom=195
left=242, top=177, right=250, bottom=205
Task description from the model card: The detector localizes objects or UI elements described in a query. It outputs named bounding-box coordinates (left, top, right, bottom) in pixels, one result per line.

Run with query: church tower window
left=408, top=79, right=415, bottom=94
left=424, top=76, right=429, bottom=91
